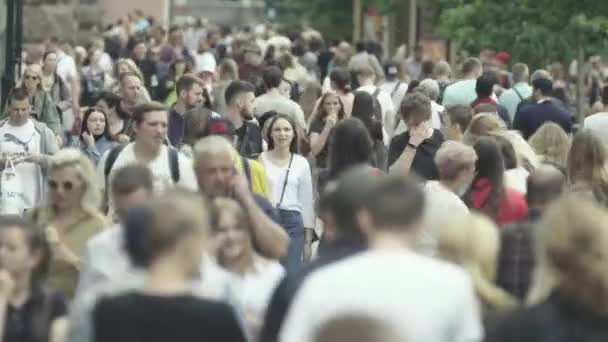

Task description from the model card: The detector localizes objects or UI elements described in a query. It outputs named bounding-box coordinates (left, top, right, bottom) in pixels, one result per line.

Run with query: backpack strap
left=390, top=81, right=402, bottom=98
left=104, top=144, right=127, bottom=183
left=167, top=147, right=180, bottom=183
left=241, top=156, right=252, bottom=190
left=372, top=87, right=381, bottom=99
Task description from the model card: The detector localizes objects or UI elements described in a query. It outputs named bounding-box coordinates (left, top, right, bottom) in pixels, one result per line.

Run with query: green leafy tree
left=424, top=0, right=608, bottom=68
left=267, top=0, right=400, bottom=41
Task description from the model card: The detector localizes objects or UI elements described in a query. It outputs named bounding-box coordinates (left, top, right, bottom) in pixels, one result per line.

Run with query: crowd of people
left=1, top=10, right=608, bottom=342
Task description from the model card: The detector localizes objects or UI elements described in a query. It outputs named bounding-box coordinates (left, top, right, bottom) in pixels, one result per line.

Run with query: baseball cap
left=204, top=117, right=236, bottom=137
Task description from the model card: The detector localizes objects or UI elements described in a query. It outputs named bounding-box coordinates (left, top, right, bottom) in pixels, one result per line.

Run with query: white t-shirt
left=56, top=50, right=78, bottom=86
left=254, top=93, right=306, bottom=129
left=226, top=259, right=284, bottom=335
left=419, top=181, right=469, bottom=256
left=584, top=112, right=608, bottom=147
left=97, top=144, right=198, bottom=214
left=0, top=120, right=43, bottom=209
left=260, top=153, right=315, bottom=228
left=505, top=167, right=529, bottom=194
left=280, top=249, right=483, bottom=342
left=380, top=80, right=408, bottom=110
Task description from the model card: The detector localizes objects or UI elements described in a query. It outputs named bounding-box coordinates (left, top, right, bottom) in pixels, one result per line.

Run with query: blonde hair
left=490, top=130, right=540, bottom=170
left=114, top=58, right=145, bottom=81
left=567, top=130, right=608, bottom=191
left=528, top=122, right=570, bottom=168
left=438, top=213, right=517, bottom=316
left=462, top=113, right=506, bottom=145
left=20, top=64, right=44, bottom=91
left=527, top=195, right=608, bottom=315
left=193, top=135, right=235, bottom=166
left=46, top=148, right=104, bottom=220
left=211, top=197, right=255, bottom=272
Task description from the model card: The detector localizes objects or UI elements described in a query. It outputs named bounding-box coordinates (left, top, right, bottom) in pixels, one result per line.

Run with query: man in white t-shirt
left=97, top=102, right=198, bottom=213
left=280, top=174, right=482, bottom=342
left=355, top=65, right=395, bottom=145
left=0, top=89, right=59, bottom=210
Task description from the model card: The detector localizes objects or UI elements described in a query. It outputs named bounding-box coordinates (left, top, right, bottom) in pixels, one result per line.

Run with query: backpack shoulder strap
left=372, top=86, right=381, bottom=99
left=104, top=144, right=127, bottom=180
left=167, top=147, right=180, bottom=183
left=241, top=156, right=252, bottom=190
left=390, top=81, right=402, bottom=97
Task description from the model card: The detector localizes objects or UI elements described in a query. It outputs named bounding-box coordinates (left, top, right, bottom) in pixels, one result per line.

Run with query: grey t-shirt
left=584, top=112, right=608, bottom=146
left=254, top=93, right=306, bottom=128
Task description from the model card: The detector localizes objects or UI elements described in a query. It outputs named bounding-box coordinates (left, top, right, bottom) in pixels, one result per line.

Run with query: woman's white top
left=260, top=153, right=315, bottom=228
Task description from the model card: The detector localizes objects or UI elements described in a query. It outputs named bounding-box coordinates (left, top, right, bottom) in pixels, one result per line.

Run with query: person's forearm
left=0, top=297, right=7, bottom=340
left=389, top=147, right=416, bottom=175
left=310, top=127, right=331, bottom=157
left=241, top=193, right=289, bottom=259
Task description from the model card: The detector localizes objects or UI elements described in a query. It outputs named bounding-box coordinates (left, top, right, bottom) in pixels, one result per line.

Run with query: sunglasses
left=48, top=180, right=77, bottom=191
left=24, top=75, right=39, bottom=80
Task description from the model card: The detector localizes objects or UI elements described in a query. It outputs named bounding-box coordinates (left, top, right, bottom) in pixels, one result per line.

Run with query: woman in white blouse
left=259, top=114, right=315, bottom=271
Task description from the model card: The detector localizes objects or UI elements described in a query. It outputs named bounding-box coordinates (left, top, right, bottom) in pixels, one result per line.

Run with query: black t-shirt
left=236, top=122, right=263, bottom=159
left=309, top=117, right=331, bottom=169
left=4, top=288, right=67, bottom=342
left=93, top=292, right=247, bottom=342
left=387, top=129, right=444, bottom=181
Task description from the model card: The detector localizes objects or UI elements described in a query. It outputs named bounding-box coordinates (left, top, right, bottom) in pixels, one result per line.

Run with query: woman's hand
left=116, top=134, right=131, bottom=144
left=82, top=132, right=95, bottom=147
left=325, top=113, right=338, bottom=129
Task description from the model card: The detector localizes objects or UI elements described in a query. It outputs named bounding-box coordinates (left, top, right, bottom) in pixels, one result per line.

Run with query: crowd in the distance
left=1, top=10, right=608, bottom=342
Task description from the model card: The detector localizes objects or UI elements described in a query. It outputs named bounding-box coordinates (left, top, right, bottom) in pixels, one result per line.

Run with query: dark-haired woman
left=260, top=114, right=314, bottom=270
left=0, top=216, right=68, bottom=342
left=329, top=68, right=354, bottom=115
left=95, top=92, right=131, bottom=143
left=93, top=191, right=246, bottom=342
left=321, top=117, right=381, bottom=189
left=467, top=137, right=528, bottom=225
left=72, top=108, right=117, bottom=165
left=309, top=92, right=346, bottom=170
left=351, top=91, right=386, bottom=170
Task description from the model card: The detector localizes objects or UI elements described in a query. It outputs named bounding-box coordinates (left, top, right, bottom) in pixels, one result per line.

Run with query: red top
left=471, top=178, right=528, bottom=226
left=471, top=96, right=497, bottom=108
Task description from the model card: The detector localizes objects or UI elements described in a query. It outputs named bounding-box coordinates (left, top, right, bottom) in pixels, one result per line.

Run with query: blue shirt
left=167, top=106, right=184, bottom=147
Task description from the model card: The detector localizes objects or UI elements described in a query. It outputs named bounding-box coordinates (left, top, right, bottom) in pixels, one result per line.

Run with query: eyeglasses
left=48, top=180, right=77, bottom=191
left=24, top=75, right=39, bottom=80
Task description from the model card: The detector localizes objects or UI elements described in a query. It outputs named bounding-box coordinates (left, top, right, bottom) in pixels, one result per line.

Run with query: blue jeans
left=277, top=209, right=305, bottom=272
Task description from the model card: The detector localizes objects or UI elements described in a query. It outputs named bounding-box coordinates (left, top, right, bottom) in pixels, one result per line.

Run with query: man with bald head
left=496, top=164, right=565, bottom=300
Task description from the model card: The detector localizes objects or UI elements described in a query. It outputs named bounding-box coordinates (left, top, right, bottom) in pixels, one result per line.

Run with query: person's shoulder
left=87, top=225, right=121, bottom=251
left=390, top=131, right=410, bottom=145
left=293, top=154, right=310, bottom=168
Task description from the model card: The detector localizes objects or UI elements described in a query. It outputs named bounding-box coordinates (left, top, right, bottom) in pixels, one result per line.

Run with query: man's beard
left=241, top=109, right=254, bottom=120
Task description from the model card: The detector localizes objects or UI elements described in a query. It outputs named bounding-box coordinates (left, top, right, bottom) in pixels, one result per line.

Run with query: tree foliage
left=424, top=0, right=608, bottom=68
left=267, top=0, right=400, bottom=41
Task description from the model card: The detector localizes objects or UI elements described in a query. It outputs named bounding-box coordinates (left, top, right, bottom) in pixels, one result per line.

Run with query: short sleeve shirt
left=309, top=117, right=331, bottom=169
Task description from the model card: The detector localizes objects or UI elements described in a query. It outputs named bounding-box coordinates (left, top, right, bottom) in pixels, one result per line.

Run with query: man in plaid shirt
left=496, top=165, right=565, bottom=300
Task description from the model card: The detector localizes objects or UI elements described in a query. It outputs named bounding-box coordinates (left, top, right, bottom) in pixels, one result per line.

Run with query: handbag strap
left=277, top=153, right=294, bottom=209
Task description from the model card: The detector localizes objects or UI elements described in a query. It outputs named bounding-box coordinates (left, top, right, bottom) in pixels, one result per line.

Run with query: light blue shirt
left=441, top=79, right=478, bottom=107
left=499, top=82, right=533, bottom=121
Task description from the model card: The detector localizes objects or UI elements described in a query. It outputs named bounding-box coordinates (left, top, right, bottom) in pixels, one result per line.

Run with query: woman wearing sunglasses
left=0, top=216, right=68, bottom=342
left=28, top=149, right=106, bottom=299
left=9, top=64, right=63, bottom=142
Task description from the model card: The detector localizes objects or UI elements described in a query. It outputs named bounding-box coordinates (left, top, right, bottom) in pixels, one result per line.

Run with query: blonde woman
left=6, top=64, right=63, bottom=137
left=211, top=198, right=284, bottom=340
left=462, top=113, right=506, bottom=145
left=29, top=148, right=106, bottom=298
left=437, top=213, right=517, bottom=325
left=528, top=122, right=571, bottom=168
left=489, top=195, right=608, bottom=341
left=567, top=129, right=608, bottom=206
